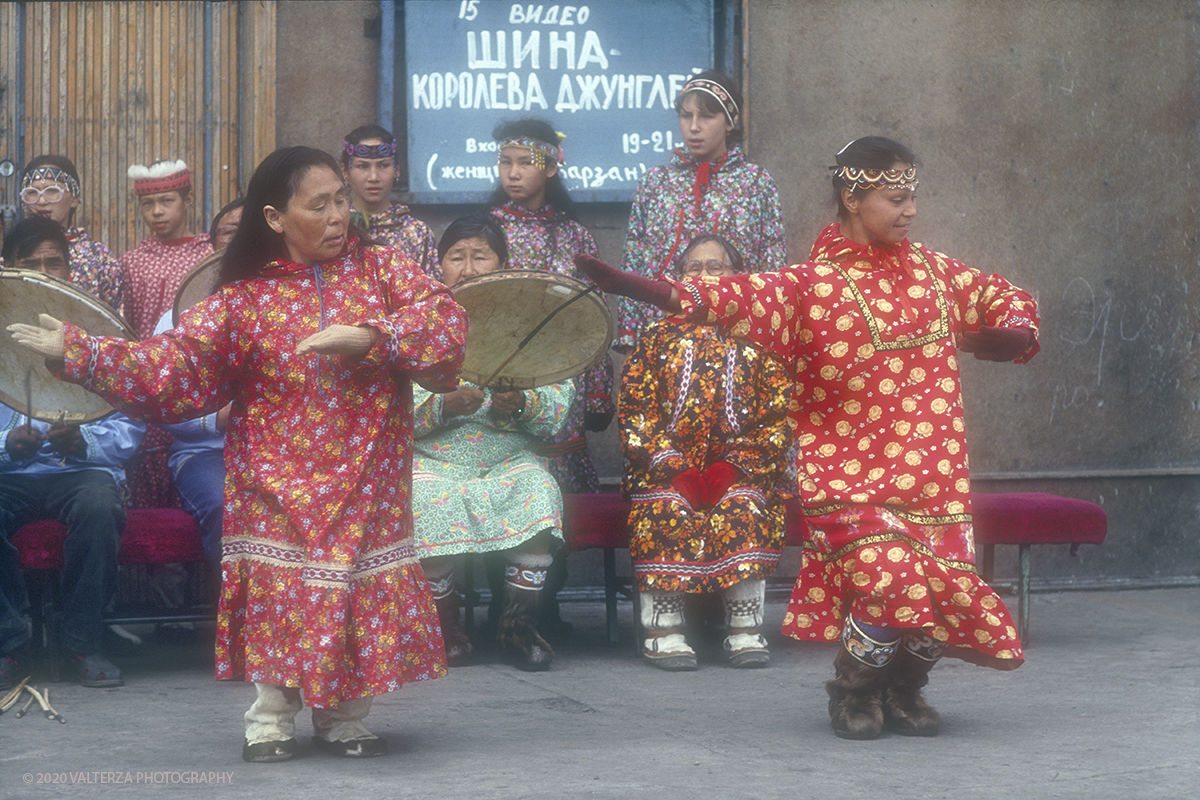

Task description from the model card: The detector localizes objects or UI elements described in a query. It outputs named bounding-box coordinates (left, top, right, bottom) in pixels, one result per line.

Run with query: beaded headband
left=498, top=135, right=564, bottom=171
left=832, top=165, right=919, bottom=192
left=22, top=166, right=81, bottom=197
left=128, top=160, right=191, bottom=195
left=680, top=78, right=739, bottom=127
left=343, top=139, right=397, bottom=160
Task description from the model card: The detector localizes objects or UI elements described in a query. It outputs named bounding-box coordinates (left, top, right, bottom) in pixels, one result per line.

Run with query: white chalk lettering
left=513, top=30, right=540, bottom=69
left=467, top=31, right=506, bottom=69
left=509, top=5, right=591, bottom=26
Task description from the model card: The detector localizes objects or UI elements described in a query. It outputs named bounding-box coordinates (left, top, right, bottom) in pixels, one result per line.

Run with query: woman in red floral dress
left=10, top=147, right=467, bottom=762
left=577, top=136, right=1040, bottom=739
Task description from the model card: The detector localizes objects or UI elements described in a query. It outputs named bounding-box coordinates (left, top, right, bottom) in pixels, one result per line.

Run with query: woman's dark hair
left=218, top=147, right=353, bottom=287
left=437, top=214, right=508, bottom=266
left=678, top=232, right=745, bottom=275
left=340, top=124, right=397, bottom=168
left=674, top=70, right=744, bottom=148
left=831, top=136, right=919, bottom=220
left=23, top=154, right=81, bottom=225
left=3, top=215, right=71, bottom=270
left=487, top=118, right=578, bottom=220
left=208, top=197, right=246, bottom=245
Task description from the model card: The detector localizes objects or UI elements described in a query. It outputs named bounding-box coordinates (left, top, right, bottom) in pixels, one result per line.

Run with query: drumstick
left=481, top=284, right=600, bottom=388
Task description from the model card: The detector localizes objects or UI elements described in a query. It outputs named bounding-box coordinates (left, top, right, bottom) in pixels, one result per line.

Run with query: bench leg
left=1017, top=544, right=1031, bottom=645
left=462, top=557, right=475, bottom=632
left=603, top=548, right=618, bottom=644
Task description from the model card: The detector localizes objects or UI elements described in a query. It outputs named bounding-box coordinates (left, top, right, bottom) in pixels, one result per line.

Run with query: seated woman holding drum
left=412, top=214, right=573, bottom=672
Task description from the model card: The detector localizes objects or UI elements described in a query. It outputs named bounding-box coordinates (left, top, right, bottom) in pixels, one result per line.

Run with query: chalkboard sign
left=404, top=0, right=715, bottom=203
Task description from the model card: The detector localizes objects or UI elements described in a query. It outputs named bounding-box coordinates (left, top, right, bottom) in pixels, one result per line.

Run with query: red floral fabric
left=672, top=223, right=1039, bottom=668
left=55, top=240, right=467, bottom=706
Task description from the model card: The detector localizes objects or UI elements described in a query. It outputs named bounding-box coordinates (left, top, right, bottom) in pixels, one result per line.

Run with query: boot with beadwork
left=883, top=633, right=944, bottom=736
left=723, top=578, right=770, bottom=668
left=640, top=590, right=697, bottom=671
left=496, top=553, right=554, bottom=672
left=825, top=616, right=900, bottom=740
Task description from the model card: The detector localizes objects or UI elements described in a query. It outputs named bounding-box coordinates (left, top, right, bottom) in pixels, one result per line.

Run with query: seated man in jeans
left=0, top=216, right=145, bottom=689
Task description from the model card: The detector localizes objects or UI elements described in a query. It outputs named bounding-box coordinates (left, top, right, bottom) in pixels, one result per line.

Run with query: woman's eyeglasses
left=683, top=259, right=732, bottom=276
left=20, top=185, right=68, bottom=205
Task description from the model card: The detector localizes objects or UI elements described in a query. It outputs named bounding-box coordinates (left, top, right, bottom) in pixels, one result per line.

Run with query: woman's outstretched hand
left=295, top=324, right=380, bottom=357
left=958, top=326, right=1034, bottom=362
left=7, top=314, right=66, bottom=359
left=573, top=254, right=681, bottom=313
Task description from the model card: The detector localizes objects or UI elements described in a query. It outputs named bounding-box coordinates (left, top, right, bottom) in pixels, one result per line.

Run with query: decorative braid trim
left=504, top=564, right=547, bottom=591
left=427, top=574, right=455, bottom=599
left=843, top=615, right=900, bottom=668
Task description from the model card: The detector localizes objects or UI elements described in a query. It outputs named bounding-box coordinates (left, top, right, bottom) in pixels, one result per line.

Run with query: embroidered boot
left=425, top=563, right=471, bottom=667
left=496, top=553, right=554, bottom=671
left=640, top=590, right=697, bottom=671
left=723, top=578, right=770, bottom=668
left=825, top=616, right=899, bottom=740
left=883, top=633, right=945, bottom=736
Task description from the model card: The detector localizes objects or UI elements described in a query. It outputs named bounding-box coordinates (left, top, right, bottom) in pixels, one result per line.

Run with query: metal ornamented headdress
left=343, top=139, right=398, bottom=160
left=127, top=160, right=192, bottom=195
left=498, top=134, right=565, bottom=171
left=832, top=165, right=919, bottom=192
left=22, top=166, right=81, bottom=198
left=680, top=77, right=740, bottom=127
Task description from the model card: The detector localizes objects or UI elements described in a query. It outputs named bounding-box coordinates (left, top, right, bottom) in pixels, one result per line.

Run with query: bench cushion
left=972, top=492, right=1107, bottom=551
left=13, top=508, right=205, bottom=571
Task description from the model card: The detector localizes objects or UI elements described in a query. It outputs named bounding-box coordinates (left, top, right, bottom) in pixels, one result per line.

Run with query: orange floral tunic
left=672, top=223, right=1039, bottom=668
left=54, top=240, right=467, bottom=706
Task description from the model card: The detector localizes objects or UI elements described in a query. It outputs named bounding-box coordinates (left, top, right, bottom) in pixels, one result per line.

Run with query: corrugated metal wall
left=0, top=0, right=276, bottom=257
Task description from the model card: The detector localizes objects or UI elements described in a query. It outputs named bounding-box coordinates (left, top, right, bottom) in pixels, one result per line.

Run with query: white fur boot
left=723, top=578, right=770, bottom=668
left=639, top=590, right=696, bottom=671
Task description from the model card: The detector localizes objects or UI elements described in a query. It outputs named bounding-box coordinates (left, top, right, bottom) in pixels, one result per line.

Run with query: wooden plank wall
left=2, top=0, right=276, bottom=257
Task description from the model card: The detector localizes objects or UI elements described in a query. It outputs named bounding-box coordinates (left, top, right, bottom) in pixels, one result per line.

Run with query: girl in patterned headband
left=20, top=154, right=125, bottom=316
left=340, top=123, right=440, bottom=278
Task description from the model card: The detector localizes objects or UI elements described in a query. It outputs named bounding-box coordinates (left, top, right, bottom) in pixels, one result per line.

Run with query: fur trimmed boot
left=640, top=590, right=697, bottom=671
left=723, top=578, right=770, bottom=668
left=496, top=553, right=554, bottom=671
left=883, top=634, right=944, bottom=736
left=424, top=562, right=471, bottom=666
left=825, top=616, right=900, bottom=740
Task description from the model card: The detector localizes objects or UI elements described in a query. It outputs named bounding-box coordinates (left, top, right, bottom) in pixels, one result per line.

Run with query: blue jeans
left=0, top=470, right=125, bottom=656
left=172, top=450, right=224, bottom=563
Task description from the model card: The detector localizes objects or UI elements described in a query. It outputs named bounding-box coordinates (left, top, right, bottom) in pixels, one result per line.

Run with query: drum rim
left=172, top=250, right=224, bottom=326
left=450, top=269, right=613, bottom=389
left=0, top=269, right=135, bottom=423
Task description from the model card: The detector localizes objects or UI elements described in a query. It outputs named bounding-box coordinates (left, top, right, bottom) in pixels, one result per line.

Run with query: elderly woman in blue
left=412, top=215, right=573, bottom=673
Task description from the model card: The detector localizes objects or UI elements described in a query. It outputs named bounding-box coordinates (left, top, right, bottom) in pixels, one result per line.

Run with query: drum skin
left=172, top=250, right=223, bottom=326
left=0, top=270, right=135, bottom=423
left=451, top=270, right=612, bottom=390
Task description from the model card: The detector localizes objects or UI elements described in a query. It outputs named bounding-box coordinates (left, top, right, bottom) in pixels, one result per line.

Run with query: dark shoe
left=643, top=651, right=699, bottom=672
left=725, top=632, right=771, bottom=669
left=434, top=593, right=473, bottom=667
left=883, top=649, right=941, bottom=736
left=497, top=583, right=554, bottom=672
left=1, top=653, right=25, bottom=691
left=826, top=646, right=889, bottom=740
left=68, top=652, right=124, bottom=688
left=243, top=738, right=297, bottom=763
left=312, top=736, right=388, bottom=758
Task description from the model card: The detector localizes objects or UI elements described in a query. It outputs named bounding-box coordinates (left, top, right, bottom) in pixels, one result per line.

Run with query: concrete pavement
left=2, top=586, right=1198, bottom=799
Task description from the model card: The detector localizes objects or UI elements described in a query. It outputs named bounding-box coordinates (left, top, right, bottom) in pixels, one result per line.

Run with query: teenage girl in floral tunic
left=19, top=155, right=125, bottom=316
left=11, top=146, right=467, bottom=763
left=577, top=136, right=1039, bottom=740
left=615, top=70, right=787, bottom=350
left=341, top=124, right=440, bottom=278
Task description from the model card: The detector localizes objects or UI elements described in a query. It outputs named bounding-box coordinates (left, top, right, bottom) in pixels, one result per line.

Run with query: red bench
left=11, top=508, right=209, bottom=669
left=559, top=491, right=1107, bottom=645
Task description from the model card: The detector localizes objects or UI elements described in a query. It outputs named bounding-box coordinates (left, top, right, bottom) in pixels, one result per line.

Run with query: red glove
left=671, top=467, right=704, bottom=508
left=959, top=326, right=1034, bottom=362
left=701, top=462, right=741, bottom=507
left=573, top=254, right=677, bottom=311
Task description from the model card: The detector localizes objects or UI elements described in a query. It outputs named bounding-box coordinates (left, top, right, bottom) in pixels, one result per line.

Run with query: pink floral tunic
left=672, top=223, right=1039, bottom=669
left=55, top=240, right=467, bottom=706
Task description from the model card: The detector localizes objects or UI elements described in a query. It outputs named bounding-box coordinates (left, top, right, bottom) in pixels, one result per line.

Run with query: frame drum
left=450, top=270, right=612, bottom=389
left=172, top=250, right=223, bottom=326
left=0, top=270, right=136, bottom=423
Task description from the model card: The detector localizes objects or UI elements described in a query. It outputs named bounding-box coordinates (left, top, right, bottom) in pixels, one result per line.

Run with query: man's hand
left=46, top=424, right=87, bottom=459
left=442, top=386, right=485, bottom=419
left=5, top=426, right=45, bottom=459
